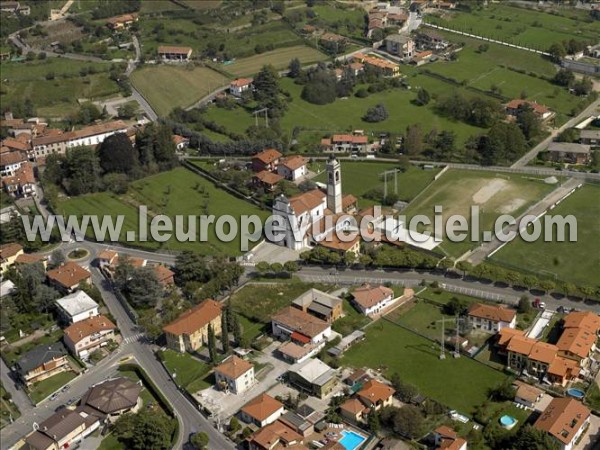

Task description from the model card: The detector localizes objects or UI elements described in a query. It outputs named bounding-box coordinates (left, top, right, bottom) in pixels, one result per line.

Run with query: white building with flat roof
left=55, top=290, right=99, bottom=324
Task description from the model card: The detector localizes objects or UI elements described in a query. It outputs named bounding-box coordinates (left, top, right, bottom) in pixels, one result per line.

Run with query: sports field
left=59, top=167, right=269, bottom=256
left=224, top=45, right=328, bottom=77
left=313, top=161, right=441, bottom=207
left=342, top=319, right=506, bottom=414
left=402, top=170, right=557, bottom=257
left=427, top=4, right=599, bottom=49
left=130, top=65, right=229, bottom=116
left=491, top=184, right=600, bottom=287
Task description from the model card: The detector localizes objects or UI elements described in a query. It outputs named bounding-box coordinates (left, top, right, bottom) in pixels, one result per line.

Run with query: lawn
left=332, top=298, right=371, bottom=336
left=224, top=45, right=329, bottom=77
left=491, top=184, right=600, bottom=287
left=426, top=4, right=599, bottom=50
left=58, top=167, right=269, bottom=256
left=387, top=300, right=456, bottom=342
left=342, top=320, right=506, bottom=414
left=313, top=162, right=441, bottom=207
left=229, top=281, right=334, bottom=323
left=140, top=0, right=185, bottom=13
left=159, top=349, right=212, bottom=393
left=97, top=434, right=122, bottom=450
left=1, top=58, right=121, bottom=117
left=130, top=65, right=229, bottom=116
left=416, top=288, right=482, bottom=306
left=0, top=383, right=20, bottom=429
left=28, top=370, right=77, bottom=404
left=402, top=169, right=557, bottom=258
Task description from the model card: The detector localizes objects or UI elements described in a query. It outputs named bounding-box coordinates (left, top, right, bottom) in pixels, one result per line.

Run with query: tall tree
left=207, top=323, right=217, bottom=363
left=221, top=308, right=230, bottom=354
left=174, top=251, right=209, bottom=285
left=232, top=312, right=243, bottom=346
left=288, top=58, right=301, bottom=78
left=190, top=432, right=209, bottom=450
left=404, top=124, right=423, bottom=155
left=124, top=266, right=163, bottom=308
left=516, top=104, right=542, bottom=141
left=63, top=146, right=103, bottom=195
left=416, top=88, right=430, bottom=106
left=253, top=65, right=286, bottom=118
left=97, top=132, right=138, bottom=174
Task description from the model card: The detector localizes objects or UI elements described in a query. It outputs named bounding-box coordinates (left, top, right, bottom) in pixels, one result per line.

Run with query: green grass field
left=159, top=349, right=212, bottom=393
left=224, top=45, right=328, bottom=77
left=402, top=169, right=557, bottom=257
left=342, top=320, right=506, bottom=414
left=1, top=58, right=121, bottom=117
left=140, top=0, right=185, bottom=12
left=491, top=184, right=600, bottom=287
left=313, top=162, right=440, bottom=207
left=426, top=4, right=599, bottom=49
left=59, top=167, right=269, bottom=256
left=130, top=65, right=229, bottom=116
left=29, top=371, right=77, bottom=404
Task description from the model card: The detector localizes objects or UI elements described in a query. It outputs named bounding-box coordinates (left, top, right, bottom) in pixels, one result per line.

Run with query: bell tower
left=326, top=155, right=342, bottom=214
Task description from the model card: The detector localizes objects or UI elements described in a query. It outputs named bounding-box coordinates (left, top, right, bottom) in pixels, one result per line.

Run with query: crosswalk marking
left=122, top=333, right=144, bottom=345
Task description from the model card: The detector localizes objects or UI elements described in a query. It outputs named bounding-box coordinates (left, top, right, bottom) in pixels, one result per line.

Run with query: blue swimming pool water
left=500, top=415, right=516, bottom=426
left=567, top=388, right=585, bottom=399
left=339, top=430, right=366, bottom=450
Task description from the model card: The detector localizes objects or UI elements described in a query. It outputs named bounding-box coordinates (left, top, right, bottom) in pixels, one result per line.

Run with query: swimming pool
left=567, top=388, right=585, bottom=399
left=339, top=430, right=367, bottom=450
left=499, top=415, right=518, bottom=430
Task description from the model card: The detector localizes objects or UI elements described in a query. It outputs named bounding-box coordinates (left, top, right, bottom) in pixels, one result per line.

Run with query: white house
left=276, top=155, right=308, bottom=181
left=63, top=315, right=116, bottom=359
left=320, top=134, right=369, bottom=153
left=230, top=78, right=253, bottom=97
left=467, top=303, right=516, bottom=334
left=240, top=393, right=285, bottom=428
left=351, top=284, right=394, bottom=316
left=55, top=290, right=99, bottom=324
left=214, top=355, right=255, bottom=394
left=534, top=397, right=590, bottom=450
left=0, top=150, right=27, bottom=177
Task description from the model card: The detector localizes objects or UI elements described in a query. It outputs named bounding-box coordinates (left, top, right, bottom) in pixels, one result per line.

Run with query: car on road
left=61, top=384, right=70, bottom=392
left=66, top=398, right=76, bottom=406
left=49, top=393, right=59, bottom=401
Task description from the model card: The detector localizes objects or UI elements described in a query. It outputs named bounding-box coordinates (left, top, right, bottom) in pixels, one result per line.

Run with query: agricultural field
left=402, top=169, right=557, bottom=258
left=0, top=58, right=121, bottom=117
left=59, top=167, right=269, bottom=256
left=224, top=45, right=328, bottom=78
left=130, top=65, right=229, bottom=116
left=313, top=162, right=441, bottom=207
left=491, top=184, right=600, bottom=287
left=140, top=0, right=186, bottom=13
left=342, top=319, right=506, bottom=414
left=426, top=4, right=599, bottom=49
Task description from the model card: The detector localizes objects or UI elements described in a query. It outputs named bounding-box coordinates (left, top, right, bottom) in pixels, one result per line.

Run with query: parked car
left=49, top=393, right=59, bottom=401
left=61, top=384, right=70, bottom=392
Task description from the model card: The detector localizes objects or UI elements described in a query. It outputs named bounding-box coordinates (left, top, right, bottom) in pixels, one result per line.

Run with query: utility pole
left=436, top=317, right=462, bottom=359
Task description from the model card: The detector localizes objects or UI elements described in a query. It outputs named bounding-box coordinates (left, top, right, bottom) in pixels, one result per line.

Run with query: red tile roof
left=215, top=355, right=253, bottom=380
left=230, top=78, right=253, bottom=87
left=468, top=303, right=516, bottom=323
left=0, top=242, right=23, bottom=260
left=64, top=315, right=116, bottom=344
left=252, top=148, right=282, bottom=165
left=162, top=300, right=222, bottom=336
left=534, top=397, right=590, bottom=445
left=505, top=99, right=550, bottom=115
left=280, top=155, right=307, bottom=171
left=357, top=379, right=395, bottom=404
left=289, top=189, right=326, bottom=215
left=254, top=170, right=283, bottom=186
left=241, top=394, right=284, bottom=422
left=47, top=262, right=91, bottom=289
left=352, top=284, right=394, bottom=309
left=157, top=45, right=192, bottom=55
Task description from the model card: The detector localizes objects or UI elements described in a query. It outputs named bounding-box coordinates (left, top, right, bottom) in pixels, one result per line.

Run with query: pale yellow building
left=163, top=300, right=222, bottom=353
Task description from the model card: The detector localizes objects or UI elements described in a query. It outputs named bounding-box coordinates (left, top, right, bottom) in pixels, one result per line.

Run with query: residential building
left=580, top=129, right=600, bottom=146
left=467, top=303, right=517, bottom=333
left=348, top=62, right=365, bottom=76
left=556, top=311, right=600, bottom=368
left=512, top=380, right=543, bottom=409
left=152, top=264, right=175, bottom=287
left=534, top=397, right=591, bottom=450
left=340, top=398, right=368, bottom=423
left=288, top=358, right=337, bottom=398
left=251, top=170, right=283, bottom=192
left=0, top=279, right=16, bottom=298
left=14, top=253, right=46, bottom=268
left=172, top=134, right=189, bottom=150
left=47, top=262, right=91, bottom=293
left=291, top=288, right=343, bottom=322
left=505, top=99, right=554, bottom=121
left=157, top=45, right=192, bottom=61
left=318, top=230, right=361, bottom=257
left=277, top=341, right=323, bottom=364
left=251, top=148, right=282, bottom=172
left=15, top=342, right=70, bottom=386
left=271, top=306, right=332, bottom=344
left=0, top=149, right=27, bottom=176
left=546, top=142, right=592, bottom=165
left=230, top=78, right=253, bottom=97
left=214, top=355, right=255, bottom=394
left=0, top=242, right=23, bottom=272
left=32, top=121, right=129, bottom=159
left=2, top=162, right=36, bottom=198
left=240, top=393, right=285, bottom=427
left=97, top=249, right=118, bottom=268
left=80, top=377, right=141, bottom=421
left=433, top=426, right=467, bottom=450
left=353, top=52, right=400, bottom=77
left=344, top=368, right=370, bottom=388
left=63, top=315, right=116, bottom=359
left=276, top=155, right=308, bottom=181
left=24, top=409, right=100, bottom=450
left=356, top=379, right=395, bottom=410
left=55, top=290, right=100, bottom=324
left=416, top=30, right=449, bottom=50
left=278, top=411, right=314, bottom=438
left=321, top=134, right=369, bottom=153
left=385, top=34, right=414, bottom=58
left=163, top=299, right=222, bottom=353
left=247, top=420, right=302, bottom=450
left=351, top=284, right=394, bottom=316
left=106, top=13, right=138, bottom=30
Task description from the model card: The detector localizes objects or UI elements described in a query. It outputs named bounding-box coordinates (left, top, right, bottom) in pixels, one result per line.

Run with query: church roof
left=289, top=189, right=326, bottom=215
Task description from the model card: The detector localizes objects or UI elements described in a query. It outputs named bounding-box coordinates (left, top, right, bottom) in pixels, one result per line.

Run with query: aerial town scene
left=0, top=0, right=599, bottom=449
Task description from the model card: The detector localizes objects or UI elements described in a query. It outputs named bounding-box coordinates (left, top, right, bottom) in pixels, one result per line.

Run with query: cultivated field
left=224, top=45, right=328, bottom=77
left=140, top=0, right=185, bottom=13
left=1, top=59, right=121, bottom=117
left=313, top=162, right=441, bottom=207
left=59, top=167, right=269, bottom=256
left=130, top=65, right=229, bottom=116
left=427, top=4, right=599, bottom=49
left=491, top=184, right=600, bottom=287
left=342, top=319, right=506, bottom=414
left=402, top=170, right=557, bottom=257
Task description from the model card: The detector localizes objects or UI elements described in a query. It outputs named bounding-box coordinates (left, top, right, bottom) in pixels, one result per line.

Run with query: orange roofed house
left=106, top=13, right=138, bottom=30
left=214, top=355, right=255, bottom=394
left=163, top=300, right=222, bottom=353
left=230, top=78, right=253, bottom=97
left=340, top=379, right=395, bottom=423
left=157, top=45, right=192, bottom=61
left=505, top=99, right=554, bottom=121
left=2, top=161, right=36, bottom=198
left=351, top=284, right=394, bottom=316
left=534, top=397, right=590, bottom=450
left=467, top=303, right=516, bottom=334
left=321, top=134, right=369, bottom=153
left=240, top=393, right=285, bottom=427
left=556, top=311, right=600, bottom=369
left=277, top=155, right=308, bottom=181
left=0, top=242, right=24, bottom=272
left=47, top=262, right=91, bottom=293
left=63, top=315, right=116, bottom=359
left=246, top=420, right=303, bottom=450
left=433, top=426, right=467, bottom=450
left=252, top=148, right=282, bottom=172
left=252, top=170, right=284, bottom=192
left=152, top=264, right=175, bottom=287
